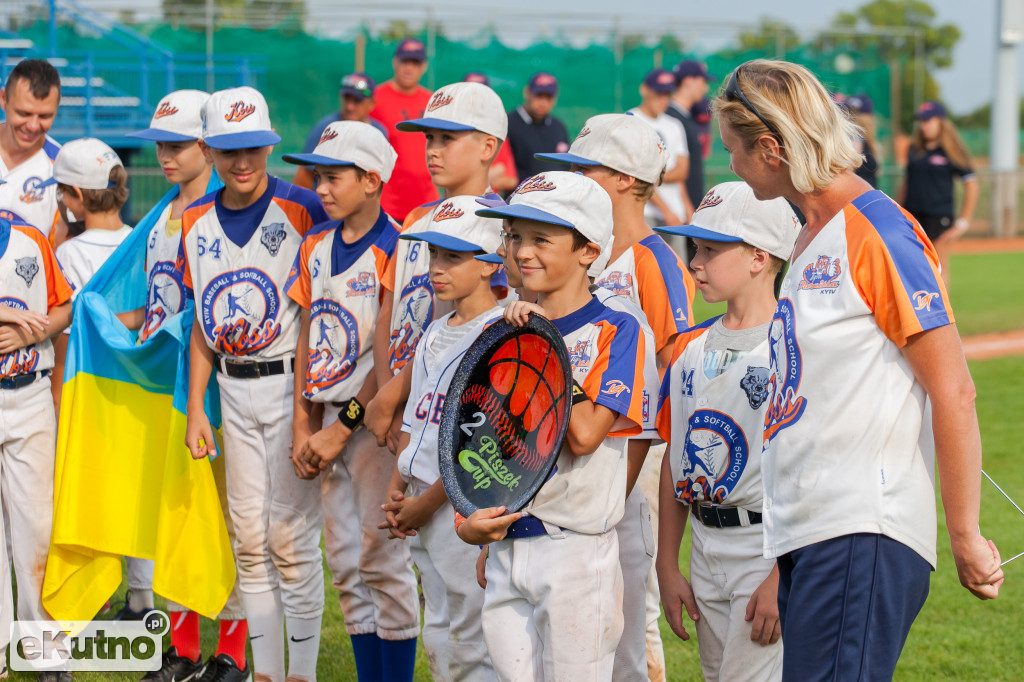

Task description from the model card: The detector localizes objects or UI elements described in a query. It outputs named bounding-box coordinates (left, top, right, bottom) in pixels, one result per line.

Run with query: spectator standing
left=505, top=72, right=570, bottom=179
left=370, top=39, right=439, bottom=222
left=846, top=94, right=880, bottom=188
left=668, top=60, right=715, bottom=210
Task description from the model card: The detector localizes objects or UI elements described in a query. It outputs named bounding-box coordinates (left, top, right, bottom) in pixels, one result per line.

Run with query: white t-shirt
left=628, top=108, right=688, bottom=222
left=56, top=224, right=133, bottom=295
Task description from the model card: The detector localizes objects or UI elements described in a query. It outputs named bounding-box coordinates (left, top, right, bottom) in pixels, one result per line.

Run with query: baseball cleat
left=195, top=653, right=251, bottom=682
left=141, top=646, right=203, bottom=681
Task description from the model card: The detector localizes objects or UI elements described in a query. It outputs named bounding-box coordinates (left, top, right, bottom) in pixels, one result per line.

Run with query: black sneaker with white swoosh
left=195, top=653, right=252, bottom=682
left=141, top=646, right=203, bottom=682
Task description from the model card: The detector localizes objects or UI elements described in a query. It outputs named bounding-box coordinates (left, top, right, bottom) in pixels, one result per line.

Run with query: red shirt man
left=371, top=38, right=439, bottom=222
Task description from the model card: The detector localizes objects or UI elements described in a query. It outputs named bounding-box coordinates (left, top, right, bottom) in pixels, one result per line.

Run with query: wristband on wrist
left=570, top=380, right=587, bottom=406
left=338, top=397, right=365, bottom=430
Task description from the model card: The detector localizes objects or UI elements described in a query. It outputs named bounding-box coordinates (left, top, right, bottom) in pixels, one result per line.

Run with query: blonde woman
left=897, top=100, right=978, bottom=288
left=711, top=60, right=1002, bottom=681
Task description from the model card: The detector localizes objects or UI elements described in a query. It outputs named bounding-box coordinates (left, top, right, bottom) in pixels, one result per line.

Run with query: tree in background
left=162, top=0, right=305, bottom=31
left=736, top=18, right=800, bottom=58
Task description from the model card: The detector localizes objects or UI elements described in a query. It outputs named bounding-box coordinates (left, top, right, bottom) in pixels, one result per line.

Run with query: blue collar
left=551, top=295, right=603, bottom=336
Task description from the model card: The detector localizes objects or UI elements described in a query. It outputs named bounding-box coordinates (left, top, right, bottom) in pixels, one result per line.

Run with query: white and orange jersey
left=0, top=220, right=73, bottom=376
left=140, top=204, right=185, bottom=341
left=656, top=317, right=769, bottom=511
left=0, top=137, right=61, bottom=240
left=762, top=190, right=953, bottom=568
left=179, top=176, right=327, bottom=360
left=526, top=297, right=646, bottom=534
left=285, top=210, right=400, bottom=403
left=594, top=234, right=695, bottom=355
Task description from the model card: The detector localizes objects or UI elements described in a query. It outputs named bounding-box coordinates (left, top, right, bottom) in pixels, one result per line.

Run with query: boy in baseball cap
left=281, top=121, right=421, bottom=680
left=654, top=182, right=799, bottom=682
left=461, top=171, right=647, bottom=681
left=181, top=85, right=328, bottom=682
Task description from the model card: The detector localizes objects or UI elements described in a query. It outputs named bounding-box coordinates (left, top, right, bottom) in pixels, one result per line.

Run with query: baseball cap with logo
left=655, top=182, right=799, bottom=260
left=40, top=138, right=123, bottom=190
left=282, top=121, right=398, bottom=182
left=463, top=72, right=491, bottom=86
left=202, top=86, right=281, bottom=150
left=396, top=82, right=508, bottom=140
left=400, top=194, right=502, bottom=253
left=527, top=72, right=559, bottom=96
left=643, top=68, right=679, bottom=94
left=395, top=38, right=427, bottom=62
left=474, top=171, right=612, bottom=250
left=340, top=73, right=376, bottom=100
left=535, top=113, right=668, bottom=184
left=846, top=94, right=873, bottom=115
left=128, top=89, right=209, bottom=142
left=915, top=100, right=946, bottom=121
left=672, top=59, right=717, bottom=83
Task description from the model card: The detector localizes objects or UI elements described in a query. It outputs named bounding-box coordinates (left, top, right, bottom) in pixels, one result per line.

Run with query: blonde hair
left=911, top=116, right=972, bottom=170
left=713, top=59, right=864, bottom=193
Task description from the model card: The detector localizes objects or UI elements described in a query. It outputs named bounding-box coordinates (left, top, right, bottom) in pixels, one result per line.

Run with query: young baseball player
left=461, top=171, right=646, bottom=682
left=538, top=112, right=696, bottom=679
left=180, top=86, right=328, bottom=682
left=654, top=182, right=800, bottom=682
left=123, top=89, right=251, bottom=682
left=380, top=194, right=503, bottom=682
left=281, top=120, right=420, bottom=681
left=0, top=216, right=73, bottom=678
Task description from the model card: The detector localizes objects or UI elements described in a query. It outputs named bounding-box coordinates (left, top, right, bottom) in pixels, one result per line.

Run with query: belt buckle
left=224, top=358, right=260, bottom=379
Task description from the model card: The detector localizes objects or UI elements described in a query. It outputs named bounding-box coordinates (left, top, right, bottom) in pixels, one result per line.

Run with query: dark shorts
left=911, top=212, right=953, bottom=242
left=777, top=533, right=932, bottom=682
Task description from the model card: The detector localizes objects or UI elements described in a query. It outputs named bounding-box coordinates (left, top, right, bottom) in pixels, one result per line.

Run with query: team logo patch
left=0, top=297, right=39, bottom=376
left=655, top=134, right=667, bottom=154
left=141, top=260, right=185, bottom=341
left=14, top=257, right=38, bottom=287
left=604, top=379, right=630, bottom=397
left=913, top=290, right=940, bottom=311
left=739, top=366, right=770, bottom=409
left=764, top=298, right=807, bottom=444
left=18, top=177, right=46, bottom=204
left=305, top=298, right=360, bottom=395
left=595, top=271, right=633, bottom=296
left=346, top=271, right=376, bottom=297
left=514, top=175, right=557, bottom=194
left=260, top=222, right=287, bottom=256
left=224, top=101, right=256, bottom=122
left=576, top=126, right=591, bottom=139
left=694, top=190, right=723, bottom=213
left=928, top=154, right=949, bottom=166
left=568, top=339, right=592, bottom=368
left=154, top=101, right=179, bottom=119
left=319, top=127, right=339, bottom=144
left=389, top=273, right=434, bottom=371
left=433, top=201, right=464, bottom=222
left=675, top=410, right=748, bottom=504
left=200, top=268, right=282, bottom=356
left=797, top=255, right=842, bottom=292
left=427, top=90, right=453, bottom=112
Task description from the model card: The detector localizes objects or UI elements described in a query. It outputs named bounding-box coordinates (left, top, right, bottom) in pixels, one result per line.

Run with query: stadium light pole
left=991, top=0, right=1023, bottom=237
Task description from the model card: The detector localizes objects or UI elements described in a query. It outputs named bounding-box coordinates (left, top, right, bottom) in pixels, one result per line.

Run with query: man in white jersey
left=0, top=60, right=62, bottom=243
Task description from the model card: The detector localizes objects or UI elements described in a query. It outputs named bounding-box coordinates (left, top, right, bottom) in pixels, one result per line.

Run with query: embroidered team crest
left=260, top=222, right=287, bottom=256
left=306, top=298, right=360, bottom=395
left=655, top=134, right=667, bottom=154
left=319, top=127, right=339, bottom=144
left=568, top=339, right=592, bottom=368
left=433, top=201, right=464, bottom=222
left=603, top=379, right=630, bottom=397
left=200, top=268, right=282, bottom=356
left=913, top=290, right=940, bottom=311
left=389, top=274, right=434, bottom=371
left=576, top=126, right=591, bottom=139
left=154, top=101, right=179, bottom=119
left=595, top=271, right=633, bottom=296
left=677, top=410, right=749, bottom=504
left=694, top=190, right=723, bottom=213
left=14, top=257, right=39, bottom=287
left=515, top=175, right=557, bottom=194
left=224, top=101, right=256, bottom=122
left=427, top=90, right=453, bottom=112
left=346, top=272, right=376, bottom=297
left=764, top=299, right=807, bottom=444
left=739, top=366, right=770, bottom=409
left=798, top=255, right=841, bottom=291
left=19, top=177, right=45, bottom=204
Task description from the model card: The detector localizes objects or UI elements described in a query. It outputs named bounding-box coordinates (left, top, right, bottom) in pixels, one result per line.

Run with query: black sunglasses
left=725, top=66, right=781, bottom=137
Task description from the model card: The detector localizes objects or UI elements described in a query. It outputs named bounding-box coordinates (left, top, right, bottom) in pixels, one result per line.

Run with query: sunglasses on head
left=725, top=66, right=781, bottom=137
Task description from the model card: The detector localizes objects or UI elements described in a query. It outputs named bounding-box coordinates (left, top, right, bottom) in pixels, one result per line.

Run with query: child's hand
left=0, top=304, right=48, bottom=337
left=745, top=566, right=781, bottom=646
left=290, top=426, right=319, bottom=480
left=389, top=493, right=435, bottom=535
left=185, top=411, right=216, bottom=460
left=385, top=412, right=404, bottom=455
left=503, top=301, right=547, bottom=328
left=658, top=568, right=700, bottom=641
left=455, top=506, right=523, bottom=545
left=366, top=393, right=395, bottom=447
left=296, top=421, right=351, bottom=473
left=476, top=546, right=488, bottom=589
left=379, top=490, right=414, bottom=539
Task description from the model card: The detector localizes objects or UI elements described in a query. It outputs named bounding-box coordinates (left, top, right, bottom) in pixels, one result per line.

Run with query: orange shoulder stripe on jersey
left=633, top=241, right=694, bottom=352
left=582, top=317, right=644, bottom=437
left=655, top=323, right=712, bottom=442
left=14, top=223, right=73, bottom=308
left=275, top=198, right=316, bottom=238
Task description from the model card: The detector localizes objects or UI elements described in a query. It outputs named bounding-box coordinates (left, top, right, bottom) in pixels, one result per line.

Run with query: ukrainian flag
left=42, top=177, right=236, bottom=621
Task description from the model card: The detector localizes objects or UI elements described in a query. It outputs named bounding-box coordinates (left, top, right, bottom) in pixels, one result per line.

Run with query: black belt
left=0, top=370, right=50, bottom=390
left=505, top=516, right=567, bottom=539
left=216, top=356, right=294, bottom=379
left=691, top=502, right=762, bottom=528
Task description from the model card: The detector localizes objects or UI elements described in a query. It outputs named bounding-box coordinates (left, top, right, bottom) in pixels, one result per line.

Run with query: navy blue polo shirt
left=506, top=105, right=570, bottom=179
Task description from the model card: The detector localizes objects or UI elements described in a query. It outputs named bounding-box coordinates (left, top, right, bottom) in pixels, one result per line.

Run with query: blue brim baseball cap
left=534, top=152, right=600, bottom=167
left=654, top=224, right=744, bottom=243
left=204, top=130, right=282, bottom=150
left=281, top=153, right=356, bottom=167
left=474, top=203, right=574, bottom=229
left=399, top=231, right=484, bottom=252
left=396, top=118, right=477, bottom=133
left=127, top=128, right=200, bottom=142
left=475, top=252, right=504, bottom=264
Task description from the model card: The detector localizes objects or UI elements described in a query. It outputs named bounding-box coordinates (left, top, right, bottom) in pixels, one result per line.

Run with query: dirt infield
left=963, top=329, right=1024, bottom=361
left=952, top=237, right=1024, bottom=254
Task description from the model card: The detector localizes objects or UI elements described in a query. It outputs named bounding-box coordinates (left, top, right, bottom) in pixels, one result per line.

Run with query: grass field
left=7, top=251, right=1024, bottom=680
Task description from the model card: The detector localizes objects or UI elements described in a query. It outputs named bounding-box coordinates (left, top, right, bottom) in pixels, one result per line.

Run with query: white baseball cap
left=202, top=86, right=281, bottom=150
left=396, top=82, right=508, bottom=140
left=535, top=113, right=669, bottom=184
left=39, top=138, right=123, bottom=190
left=474, top=171, right=612, bottom=250
left=655, top=182, right=800, bottom=260
left=128, top=89, right=209, bottom=142
left=400, top=194, right=502, bottom=253
left=281, top=121, right=398, bottom=182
